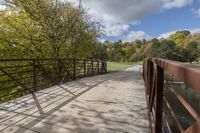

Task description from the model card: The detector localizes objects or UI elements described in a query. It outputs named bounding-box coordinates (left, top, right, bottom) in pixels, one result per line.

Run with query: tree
left=93, top=43, right=107, bottom=60
left=0, top=0, right=101, bottom=58
left=146, top=38, right=160, bottom=57
left=185, top=41, right=199, bottom=63
left=169, top=30, right=191, bottom=47
left=0, top=8, right=46, bottom=58
left=147, top=39, right=187, bottom=61
left=141, top=39, right=147, bottom=44
left=122, top=46, right=135, bottom=62
left=134, top=39, right=142, bottom=48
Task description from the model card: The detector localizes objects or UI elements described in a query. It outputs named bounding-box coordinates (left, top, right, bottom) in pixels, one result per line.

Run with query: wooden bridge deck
left=0, top=65, right=149, bottom=133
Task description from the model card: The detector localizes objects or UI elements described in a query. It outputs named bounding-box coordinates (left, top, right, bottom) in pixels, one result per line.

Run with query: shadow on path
left=0, top=66, right=149, bottom=133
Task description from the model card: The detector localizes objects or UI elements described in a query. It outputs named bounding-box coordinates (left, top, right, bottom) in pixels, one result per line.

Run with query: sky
left=5, top=0, right=199, bottom=42
left=68, top=0, right=200, bottom=42
left=2, top=0, right=200, bottom=42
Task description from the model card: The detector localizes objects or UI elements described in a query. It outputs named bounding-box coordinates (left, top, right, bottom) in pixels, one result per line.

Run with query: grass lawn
left=193, top=62, right=200, bottom=66
left=107, top=61, right=143, bottom=73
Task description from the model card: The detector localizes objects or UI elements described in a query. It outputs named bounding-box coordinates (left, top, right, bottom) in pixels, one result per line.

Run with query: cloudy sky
left=70, top=0, right=200, bottom=42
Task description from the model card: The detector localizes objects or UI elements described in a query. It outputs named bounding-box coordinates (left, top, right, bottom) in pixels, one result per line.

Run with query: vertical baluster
left=73, top=58, right=76, bottom=80
left=58, top=59, right=62, bottom=83
left=97, top=60, right=99, bottom=74
left=104, top=61, right=107, bottom=73
left=84, top=60, right=86, bottom=77
left=32, top=59, right=37, bottom=92
left=91, top=60, right=94, bottom=76
left=148, top=60, right=154, bottom=105
left=155, top=64, right=164, bottom=133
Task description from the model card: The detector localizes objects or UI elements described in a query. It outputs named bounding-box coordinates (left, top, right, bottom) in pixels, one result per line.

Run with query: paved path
left=0, top=65, right=149, bottom=133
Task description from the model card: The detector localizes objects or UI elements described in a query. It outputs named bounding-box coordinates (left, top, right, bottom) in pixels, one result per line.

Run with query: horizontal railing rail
left=0, top=58, right=102, bottom=62
left=143, top=58, right=200, bottom=133
left=0, top=58, right=107, bottom=103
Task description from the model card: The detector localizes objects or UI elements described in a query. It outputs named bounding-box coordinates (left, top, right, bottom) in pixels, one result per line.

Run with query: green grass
left=192, top=62, right=200, bottom=66
left=107, top=61, right=143, bottom=73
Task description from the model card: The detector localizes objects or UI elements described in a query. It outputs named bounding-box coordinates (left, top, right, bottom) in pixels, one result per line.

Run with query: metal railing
left=0, top=58, right=107, bottom=103
left=143, top=58, right=200, bottom=133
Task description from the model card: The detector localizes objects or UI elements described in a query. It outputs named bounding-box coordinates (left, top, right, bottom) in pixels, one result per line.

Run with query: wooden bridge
left=0, top=58, right=199, bottom=133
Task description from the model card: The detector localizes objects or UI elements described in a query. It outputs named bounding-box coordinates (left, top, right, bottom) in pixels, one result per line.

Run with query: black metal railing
left=0, top=58, right=107, bottom=103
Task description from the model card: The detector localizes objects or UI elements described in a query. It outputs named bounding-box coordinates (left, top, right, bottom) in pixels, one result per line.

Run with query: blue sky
left=99, top=0, right=200, bottom=42
left=56, top=0, right=200, bottom=42
left=1, top=0, right=200, bottom=42
left=3, top=0, right=200, bottom=42
left=128, top=6, right=200, bottom=36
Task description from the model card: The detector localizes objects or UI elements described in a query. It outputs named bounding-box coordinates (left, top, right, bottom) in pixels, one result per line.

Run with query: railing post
left=97, top=60, right=99, bottom=74
left=143, top=59, right=148, bottom=89
left=148, top=60, right=154, bottom=107
left=148, top=61, right=153, bottom=94
left=84, top=60, right=86, bottom=77
left=58, top=59, right=62, bottom=83
left=91, top=59, right=94, bottom=76
left=155, top=64, right=164, bottom=133
left=32, top=59, right=37, bottom=92
left=73, top=58, right=76, bottom=80
left=104, top=61, right=107, bottom=73
left=100, top=60, right=107, bottom=73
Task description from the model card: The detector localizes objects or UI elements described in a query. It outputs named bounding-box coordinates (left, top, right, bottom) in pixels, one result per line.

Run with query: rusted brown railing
left=143, top=58, right=200, bottom=133
left=0, top=58, right=107, bottom=103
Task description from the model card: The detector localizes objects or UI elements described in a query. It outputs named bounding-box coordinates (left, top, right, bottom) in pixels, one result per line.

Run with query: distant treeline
left=97, top=30, right=200, bottom=63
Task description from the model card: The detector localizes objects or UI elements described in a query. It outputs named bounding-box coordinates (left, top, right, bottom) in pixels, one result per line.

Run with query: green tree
left=147, top=39, right=187, bottom=61
left=0, top=0, right=101, bottom=58
left=185, top=41, right=199, bottom=63
left=122, top=46, right=135, bottom=62
left=0, top=9, right=46, bottom=58
left=134, top=39, right=142, bottom=48
left=146, top=38, right=160, bottom=57
left=169, top=30, right=191, bottom=47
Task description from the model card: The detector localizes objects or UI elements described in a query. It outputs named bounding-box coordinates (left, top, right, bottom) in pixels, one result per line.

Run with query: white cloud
left=158, top=31, right=177, bottom=38
left=192, top=8, right=200, bottom=17
left=123, top=28, right=200, bottom=42
left=103, top=24, right=130, bottom=37
left=81, top=0, right=161, bottom=25
left=124, top=31, right=152, bottom=42
left=99, top=38, right=106, bottom=43
left=68, top=0, right=195, bottom=38
left=68, top=0, right=161, bottom=37
left=0, top=4, right=6, bottom=10
left=69, top=0, right=193, bottom=25
left=162, top=0, right=193, bottom=9
left=158, top=28, right=200, bottom=38
left=189, top=28, right=200, bottom=34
